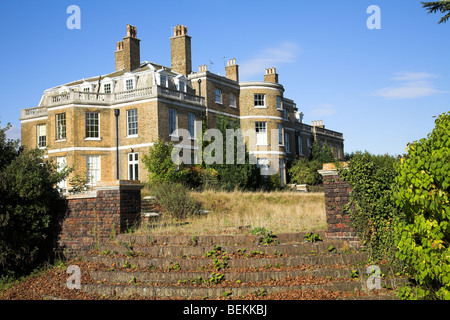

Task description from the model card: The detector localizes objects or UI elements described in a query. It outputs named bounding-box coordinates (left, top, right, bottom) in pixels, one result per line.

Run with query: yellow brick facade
left=20, top=24, right=344, bottom=189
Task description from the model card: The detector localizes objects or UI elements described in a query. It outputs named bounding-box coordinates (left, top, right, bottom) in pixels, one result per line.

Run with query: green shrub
left=393, top=112, right=450, bottom=300
left=151, top=182, right=201, bottom=220
left=338, top=151, right=401, bottom=262
left=288, top=158, right=322, bottom=185
left=142, top=139, right=185, bottom=185
left=0, top=148, right=68, bottom=276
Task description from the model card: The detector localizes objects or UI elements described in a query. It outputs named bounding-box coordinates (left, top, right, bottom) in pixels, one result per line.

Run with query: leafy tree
left=0, top=147, right=68, bottom=276
left=142, top=138, right=185, bottom=185
left=288, top=139, right=335, bottom=186
left=393, top=112, right=450, bottom=300
left=422, top=1, right=450, bottom=24
left=310, top=139, right=335, bottom=164
left=0, top=122, right=21, bottom=170
left=205, top=116, right=261, bottom=191
left=288, top=158, right=322, bottom=185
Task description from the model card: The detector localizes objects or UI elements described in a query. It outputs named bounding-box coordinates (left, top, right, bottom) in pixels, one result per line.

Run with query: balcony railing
left=21, top=86, right=205, bottom=120
left=21, top=106, right=48, bottom=119
left=157, top=86, right=205, bottom=105
left=313, top=126, right=343, bottom=138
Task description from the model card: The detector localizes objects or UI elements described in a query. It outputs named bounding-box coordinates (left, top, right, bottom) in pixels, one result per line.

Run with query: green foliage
left=0, top=122, right=21, bottom=170
left=68, top=171, right=88, bottom=193
left=0, top=147, right=68, bottom=276
left=303, top=232, right=323, bottom=243
left=204, top=116, right=262, bottom=191
left=311, top=140, right=335, bottom=164
left=393, top=112, right=450, bottom=300
left=150, top=182, right=200, bottom=220
left=142, top=138, right=186, bottom=185
left=288, top=158, right=322, bottom=185
left=422, top=1, right=450, bottom=24
left=207, top=272, right=225, bottom=284
left=250, top=227, right=278, bottom=245
left=338, top=151, right=401, bottom=262
left=288, top=139, right=336, bottom=186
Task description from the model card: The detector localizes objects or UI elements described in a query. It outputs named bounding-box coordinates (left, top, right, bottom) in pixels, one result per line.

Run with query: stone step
left=114, top=232, right=330, bottom=247
left=84, top=252, right=369, bottom=270
left=88, top=266, right=369, bottom=284
left=97, top=240, right=352, bottom=258
left=81, top=277, right=405, bottom=299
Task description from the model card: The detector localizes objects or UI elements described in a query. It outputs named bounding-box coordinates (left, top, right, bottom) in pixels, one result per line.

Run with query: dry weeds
left=136, top=190, right=326, bottom=236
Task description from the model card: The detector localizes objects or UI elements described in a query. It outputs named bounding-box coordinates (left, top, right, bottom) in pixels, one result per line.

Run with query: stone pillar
left=318, top=163, right=358, bottom=244
left=57, top=180, right=143, bottom=258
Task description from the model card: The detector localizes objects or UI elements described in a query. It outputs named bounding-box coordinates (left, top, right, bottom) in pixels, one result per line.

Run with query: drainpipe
left=114, top=109, right=120, bottom=180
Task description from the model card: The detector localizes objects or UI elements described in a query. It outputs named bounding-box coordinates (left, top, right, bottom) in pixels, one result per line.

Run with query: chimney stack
left=264, top=67, right=278, bottom=83
left=311, top=120, right=325, bottom=128
left=225, top=58, right=239, bottom=82
left=115, top=24, right=140, bottom=72
left=170, top=24, right=192, bottom=76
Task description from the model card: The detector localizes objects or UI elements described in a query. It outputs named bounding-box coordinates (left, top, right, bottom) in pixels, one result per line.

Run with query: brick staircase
left=77, top=231, right=406, bottom=300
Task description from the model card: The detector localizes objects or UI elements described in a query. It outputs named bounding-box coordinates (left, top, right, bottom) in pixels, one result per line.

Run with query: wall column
left=57, top=180, right=143, bottom=258
left=318, top=163, right=359, bottom=245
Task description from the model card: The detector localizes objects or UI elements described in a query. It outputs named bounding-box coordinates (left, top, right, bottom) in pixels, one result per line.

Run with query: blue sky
left=0, top=0, right=448, bottom=156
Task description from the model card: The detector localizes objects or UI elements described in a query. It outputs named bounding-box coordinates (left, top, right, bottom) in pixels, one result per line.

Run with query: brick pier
left=56, top=180, right=143, bottom=257
left=318, top=163, right=359, bottom=246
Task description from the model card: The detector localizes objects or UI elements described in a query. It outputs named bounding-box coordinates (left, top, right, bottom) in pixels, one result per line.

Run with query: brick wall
left=319, top=163, right=359, bottom=246
left=56, top=180, right=142, bottom=258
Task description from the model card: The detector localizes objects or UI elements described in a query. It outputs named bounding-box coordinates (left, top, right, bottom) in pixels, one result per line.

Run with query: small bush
left=288, top=158, right=322, bottom=186
left=151, top=182, right=201, bottom=219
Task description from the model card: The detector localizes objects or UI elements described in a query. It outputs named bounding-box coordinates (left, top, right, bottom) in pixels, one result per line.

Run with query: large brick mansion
left=20, top=24, right=344, bottom=189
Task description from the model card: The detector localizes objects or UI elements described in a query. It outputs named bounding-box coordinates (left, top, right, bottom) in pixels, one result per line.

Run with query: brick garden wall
left=319, top=163, right=359, bottom=246
left=56, top=180, right=142, bottom=258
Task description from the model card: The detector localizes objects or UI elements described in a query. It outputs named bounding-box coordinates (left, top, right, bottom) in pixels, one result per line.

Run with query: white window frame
left=125, top=78, right=134, bottom=91
left=230, top=93, right=236, bottom=108
left=56, top=113, right=66, bottom=141
left=256, top=157, right=269, bottom=175
left=103, top=83, right=112, bottom=93
left=128, top=152, right=139, bottom=181
left=169, top=108, right=178, bottom=137
left=255, top=121, right=267, bottom=146
left=102, top=78, right=114, bottom=93
left=123, top=74, right=137, bottom=91
left=86, top=155, right=101, bottom=186
left=85, top=112, right=100, bottom=140
left=126, top=109, right=138, bottom=137
left=57, top=157, right=67, bottom=190
left=188, top=113, right=195, bottom=139
left=215, top=88, right=222, bottom=104
left=254, top=94, right=266, bottom=108
left=37, top=124, right=46, bottom=149
left=277, top=96, right=282, bottom=110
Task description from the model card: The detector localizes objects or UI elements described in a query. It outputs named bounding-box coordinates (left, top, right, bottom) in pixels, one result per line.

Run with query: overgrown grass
left=136, top=189, right=326, bottom=236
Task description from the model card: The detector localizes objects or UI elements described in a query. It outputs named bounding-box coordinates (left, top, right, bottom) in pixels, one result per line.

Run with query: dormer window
left=123, top=74, right=136, bottom=91
left=177, top=80, right=185, bottom=92
left=160, top=75, right=167, bottom=87
left=103, top=83, right=111, bottom=93
left=125, top=79, right=134, bottom=90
